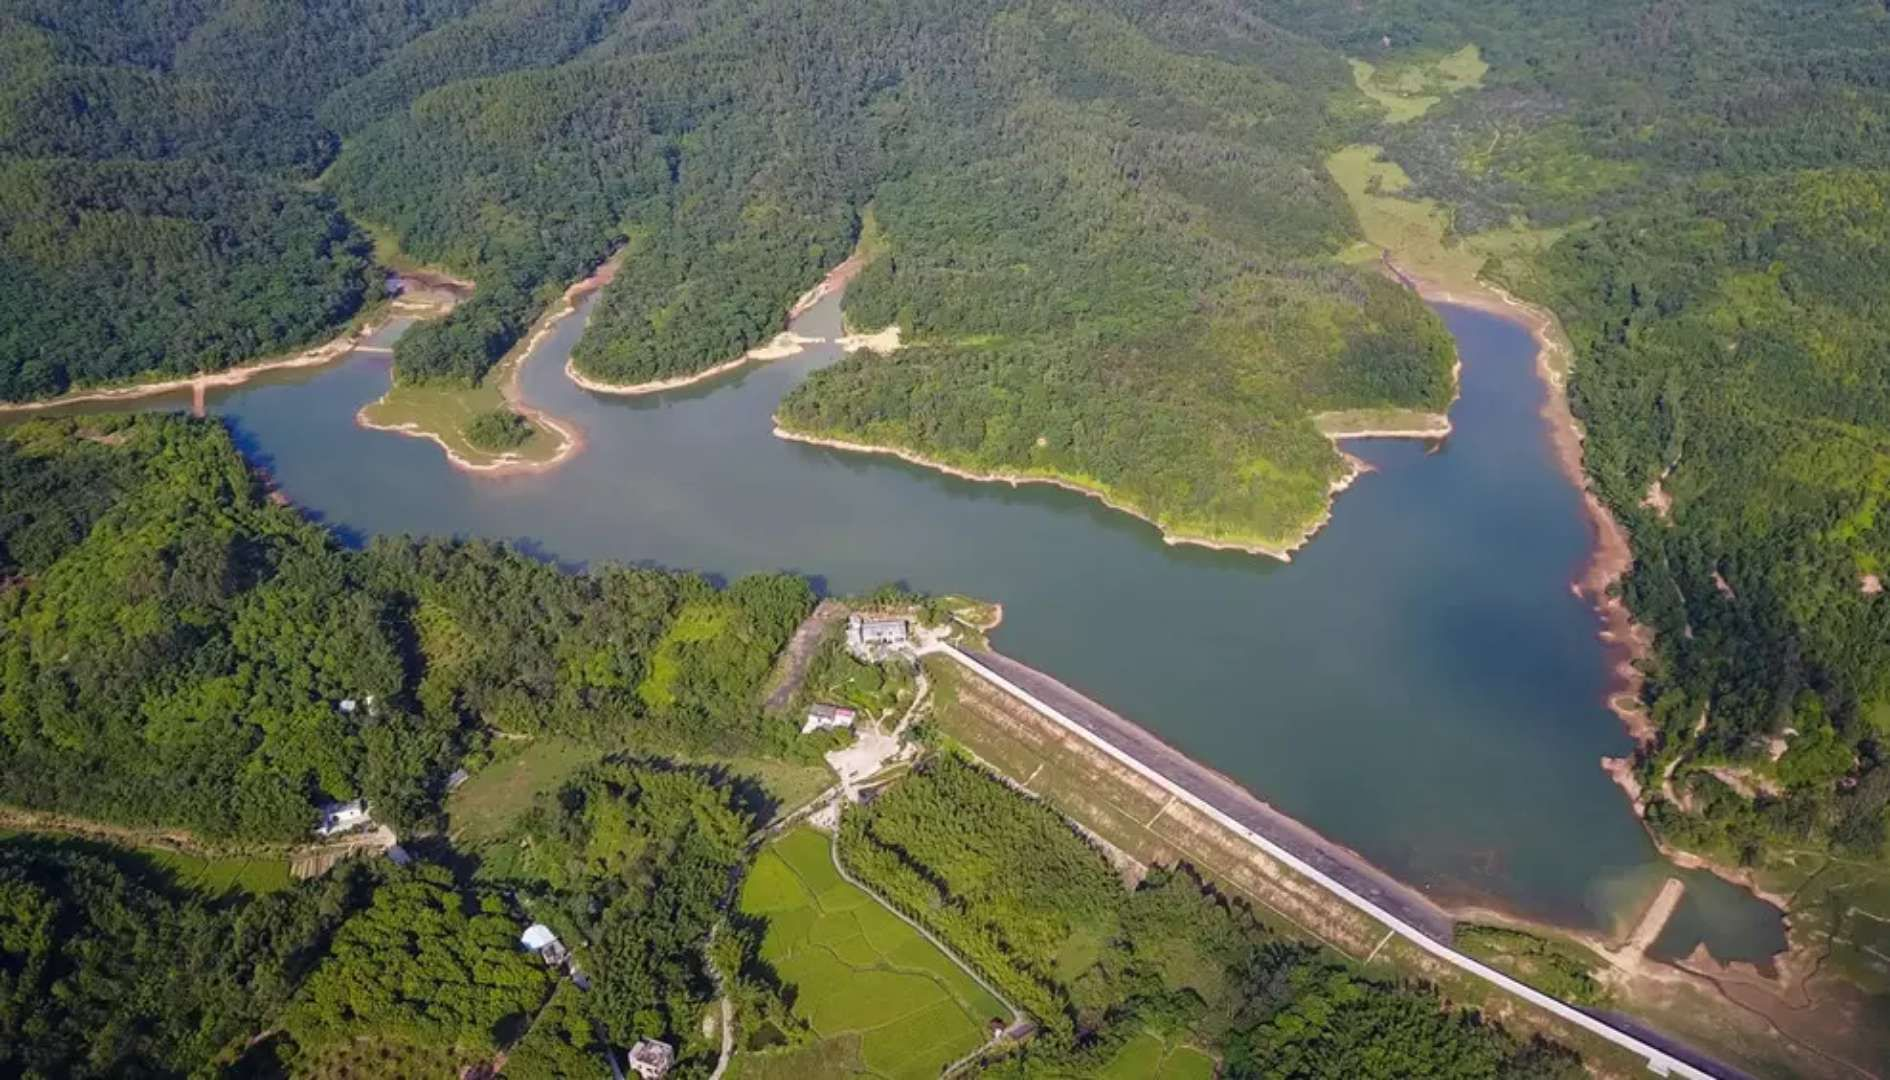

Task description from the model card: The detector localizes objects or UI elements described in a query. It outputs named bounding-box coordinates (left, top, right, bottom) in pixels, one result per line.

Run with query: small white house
left=313, top=800, right=370, bottom=838
left=626, top=1039, right=675, bottom=1079
left=803, top=703, right=858, bottom=734
left=521, top=923, right=570, bottom=967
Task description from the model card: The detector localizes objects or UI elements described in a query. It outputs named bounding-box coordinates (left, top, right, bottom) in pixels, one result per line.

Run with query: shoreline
left=564, top=254, right=875, bottom=397
left=769, top=419, right=1464, bottom=564
left=0, top=307, right=408, bottom=415
left=354, top=255, right=623, bottom=476
left=1383, top=257, right=1657, bottom=747
left=1378, top=257, right=1797, bottom=921
left=771, top=423, right=1423, bottom=561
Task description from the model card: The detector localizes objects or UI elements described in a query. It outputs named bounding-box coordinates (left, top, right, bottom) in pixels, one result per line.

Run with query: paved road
left=963, top=646, right=1455, bottom=942
left=931, top=643, right=1732, bottom=1080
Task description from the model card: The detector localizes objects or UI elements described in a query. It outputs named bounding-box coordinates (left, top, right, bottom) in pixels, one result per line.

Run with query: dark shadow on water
left=293, top=505, right=370, bottom=550
left=507, top=535, right=590, bottom=575
left=221, top=414, right=279, bottom=479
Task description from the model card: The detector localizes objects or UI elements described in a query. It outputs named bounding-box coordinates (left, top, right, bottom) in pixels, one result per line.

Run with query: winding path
left=920, top=640, right=1736, bottom=1080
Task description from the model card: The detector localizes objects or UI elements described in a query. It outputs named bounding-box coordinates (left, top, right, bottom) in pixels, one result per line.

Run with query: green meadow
left=733, top=827, right=1006, bottom=1080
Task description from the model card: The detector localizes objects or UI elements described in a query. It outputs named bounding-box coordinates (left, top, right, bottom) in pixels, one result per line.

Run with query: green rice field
left=1094, top=1029, right=1217, bottom=1080
left=731, top=827, right=1007, bottom=1080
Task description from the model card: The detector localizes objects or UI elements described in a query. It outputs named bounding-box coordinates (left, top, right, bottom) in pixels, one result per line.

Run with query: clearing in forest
left=732, top=827, right=1005, bottom=1080
left=1326, top=144, right=1563, bottom=295
left=1348, top=44, right=1488, bottom=123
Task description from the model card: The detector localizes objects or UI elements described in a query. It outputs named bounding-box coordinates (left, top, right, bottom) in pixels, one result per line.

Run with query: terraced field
left=733, top=827, right=1006, bottom=1079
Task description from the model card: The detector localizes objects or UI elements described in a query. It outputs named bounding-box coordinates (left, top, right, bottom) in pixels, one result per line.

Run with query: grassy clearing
left=357, top=378, right=560, bottom=469
left=0, top=827, right=292, bottom=897
left=1348, top=44, right=1487, bottom=123
left=447, top=738, right=600, bottom=844
left=146, top=849, right=293, bottom=896
left=1326, top=144, right=1565, bottom=295
left=734, top=827, right=1004, bottom=1080
left=448, top=737, right=831, bottom=848
left=1456, top=924, right=1610, bottom=1006
left=1093, top=1029, right=1217, bottom=1080
left=689, top=754, right=835, bottom=821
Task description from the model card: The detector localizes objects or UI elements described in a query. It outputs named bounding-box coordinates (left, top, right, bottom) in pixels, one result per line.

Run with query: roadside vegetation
left=838, top=754, right=1583, bottom=1077
left=1455, top=925, right=1610, bottom=1008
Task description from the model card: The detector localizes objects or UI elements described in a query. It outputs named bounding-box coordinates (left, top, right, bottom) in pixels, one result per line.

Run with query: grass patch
left=1456, top=924, right=1611, bottom=1006
left=447, top=738, right=599, bottom=844
left=145, top=849, right=293, bottom=896
left=358, top=377, right=560, bottom=469
left=690, top=754, right=835, bottom=822
left=736, top=827, right=1004, bottom=1080
left=1326, top=143, right=1565, bottom=295
left=1348, top=44, right=1487, bottom=123
left=1755, top=854, right=1890, bottom=996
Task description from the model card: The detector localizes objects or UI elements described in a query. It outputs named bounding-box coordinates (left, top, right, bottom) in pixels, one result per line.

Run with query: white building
left=627, top=1039, right=675, bottom=1079
left=803, top=703, right=858, bottom=734
left=521, top=923, right=570, bottom=967
left=313, top=800, right=370, bottom=838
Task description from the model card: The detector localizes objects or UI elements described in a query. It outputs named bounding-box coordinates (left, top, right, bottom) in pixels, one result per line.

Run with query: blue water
left=16, top=293, right=1785, bottom=961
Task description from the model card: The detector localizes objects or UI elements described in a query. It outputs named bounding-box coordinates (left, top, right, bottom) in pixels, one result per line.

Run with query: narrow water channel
left=16, top=291, right=1786, bottom=962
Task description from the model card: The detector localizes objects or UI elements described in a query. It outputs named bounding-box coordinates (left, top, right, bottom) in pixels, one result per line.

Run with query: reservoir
left=18, top=290, right=1786, bottom=963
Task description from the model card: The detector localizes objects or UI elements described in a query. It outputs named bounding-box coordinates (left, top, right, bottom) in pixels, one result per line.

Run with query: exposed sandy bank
left=355, top=256, right=621, bottom=476
left=566, top=255, right=882, bottom=397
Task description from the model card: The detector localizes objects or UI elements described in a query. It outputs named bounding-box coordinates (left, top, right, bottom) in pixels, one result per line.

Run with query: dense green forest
left=839, top=754, right=1580, bottom=1077
left=0, top=414, right=812, bottom=840
left=0, top=0, right=1456, bottom=546
left=1238, top=0, right=1890, bottom=869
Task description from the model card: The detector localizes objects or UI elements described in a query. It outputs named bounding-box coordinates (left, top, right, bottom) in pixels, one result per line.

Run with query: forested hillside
left=0, top=414, right=815, bottom=1072
left=0, top=414, right=812, bottom=840
left=2, top=0, right=1456, bottom=548
left=1256, top=0, right=1890, bottom=871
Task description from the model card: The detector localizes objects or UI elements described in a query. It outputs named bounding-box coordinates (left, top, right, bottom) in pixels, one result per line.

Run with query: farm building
left=313, top=800, right=370, bottom=838
left=626, top=1039, right=675, bottom=1079
left=852, top=615, right=909, bottom=645
left=803, top=703, right=858, bottom=734
left=520, top=923, right=570, bottom=967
